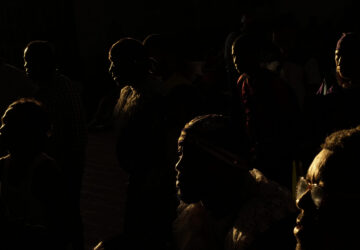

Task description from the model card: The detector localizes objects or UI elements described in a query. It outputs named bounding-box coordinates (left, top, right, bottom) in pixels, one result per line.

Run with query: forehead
left=108, top=49, right=114, bottom=61
left=306, top=149, right=333, bottom=183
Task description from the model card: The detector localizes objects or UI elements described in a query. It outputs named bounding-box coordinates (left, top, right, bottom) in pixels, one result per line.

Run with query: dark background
left=1, top=0, right=359, bottom=120
left=1, top=1, right=359, bottom=248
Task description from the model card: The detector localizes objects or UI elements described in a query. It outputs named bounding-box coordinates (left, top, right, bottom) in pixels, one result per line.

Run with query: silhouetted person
left=0, top=98, right=71, bottom=250
left=0, top=58, right=35, bottom=156
left=143, top=33, right=174, bottom=82
left=294, top=126, right=360, bottom=250
left=232, top=34, right=299, bottom=188
left=23, top=40, right=87, bottom=250
left=99, top=37, right=177, bottom=250
left=0, top=58, right=35, bottom=116
left=173, top=114, right=296, bottom=250
left=303, top=32, right=360, bottom=166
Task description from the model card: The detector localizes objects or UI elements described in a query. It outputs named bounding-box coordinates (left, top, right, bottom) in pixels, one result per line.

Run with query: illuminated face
left=23, top=46, right=52, bottom=81
left=231, top=41, right=253, bottom=74
left=108, top=51, right=121, bottom=84
left=335, top=49, right=354, bottom=80
left=175, top=145, right=203, bottom=204
left=294, top=149, right=328, bottom=250
left=231, top=44, right=241, bottom=74
left=23, top=47, right=38, bottom=80
left=294, top=149, right=360, bottom=250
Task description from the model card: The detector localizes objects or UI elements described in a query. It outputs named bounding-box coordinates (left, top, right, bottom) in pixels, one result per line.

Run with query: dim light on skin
left=231, top=44, right=240, bottom=74
left=335, top=49, right=346, bottom=79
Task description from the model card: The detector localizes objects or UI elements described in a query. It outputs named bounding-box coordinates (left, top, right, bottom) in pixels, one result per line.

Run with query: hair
left=109, top=37, right=147, bottom=65
left=232, top=34, right=257, bottom=58
left=318, top=127, right=360, bottom=191
left=143, top=33, right=163, bottom=48
left=336, top=32, right=360, bottom=55
left=231, top=34, right=265, bottom=72
left=2, top=98, right=51, bottom=140
left=24, top=40, right=56, bottom=65
left=178, top=114, right=250, bottom=166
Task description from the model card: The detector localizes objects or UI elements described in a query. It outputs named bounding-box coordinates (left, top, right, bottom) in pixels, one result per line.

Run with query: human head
left=176, top=114, right=252, bottom=214
left=143, top=33, right=166, bottom=60
left=335, top=32, right=360, bottom=88
left=0, top=98, right=51, bottom=154
left=23, top=40, right=56, bottom=81
left=108, top=37, right=149, bottom=87
left=294, top=127, right=360, bottom=250
left=231, top=34, right=261, bottom=74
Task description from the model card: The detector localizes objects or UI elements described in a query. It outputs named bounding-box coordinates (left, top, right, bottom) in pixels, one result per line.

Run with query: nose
left=175, top=154, right=183, bottom=173
left=108, top=62, right=114, bottom=74
left=296, top=188, right=314, bottom=210
left=336, top=56, right=342, bottom=67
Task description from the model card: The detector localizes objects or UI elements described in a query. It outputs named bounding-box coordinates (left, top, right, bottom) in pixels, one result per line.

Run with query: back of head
left=143, top=34, right=164, bottom=51
left=0, top=98, right=50, bottom=152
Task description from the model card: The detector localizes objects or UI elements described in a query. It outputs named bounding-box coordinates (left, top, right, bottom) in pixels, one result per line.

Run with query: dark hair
left=336, top=32, right=360, bottom=55
left=2, top=98, right=51, bottom=139
left=24, top=40, right=56, bottom=65
left=178, top=114, right=250, bottom=168
left=109, top=37, right=147, bottom=65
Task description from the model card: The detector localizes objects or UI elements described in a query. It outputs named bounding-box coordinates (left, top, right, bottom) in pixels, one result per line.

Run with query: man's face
left=335, top=49, right=356, bottom=81
left=24, top=47, right=38, bottom=80
left=175, top=145, right=203, bottom=204
left=231, top=43, right=253, bottom=74
left=231, top=44, right=242, bottom=74
left=294, top=149, right=359, bottom=250
left=108, top=51, right=121, bottom=84
left=23, top=47, right=51, bottom=81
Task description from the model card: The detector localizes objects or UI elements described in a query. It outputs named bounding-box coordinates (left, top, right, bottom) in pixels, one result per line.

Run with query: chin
left=177, top=188, right=200, bottom=204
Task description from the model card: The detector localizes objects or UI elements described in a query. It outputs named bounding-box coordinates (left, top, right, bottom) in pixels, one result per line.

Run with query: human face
left=231, top=44, right=242, bottom=74
left=294, top=149, right=330, bottom=250
left=335, top=49, right=354, bottom=81
left=23, top=47, right=36, bottom=79
left=108, top=51, right=121, bottom=84
left=23, top=47, right=51, bottom=81
left=175, top=143, right=204, bottom=204
left=294, top=149, right=360, bottom=250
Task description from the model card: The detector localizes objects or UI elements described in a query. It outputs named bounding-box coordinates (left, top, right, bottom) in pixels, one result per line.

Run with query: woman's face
left=175, top=144, right=204, bottom=204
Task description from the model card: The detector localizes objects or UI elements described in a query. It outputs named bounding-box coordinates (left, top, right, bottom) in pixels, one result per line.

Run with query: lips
left=294, top=213, right=318, bottom=243
left=294, top=220, right=304, bottom=239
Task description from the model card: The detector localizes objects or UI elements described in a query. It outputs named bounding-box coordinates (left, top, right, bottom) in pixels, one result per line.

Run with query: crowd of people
left=0, top=15, right=360, bottom=250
